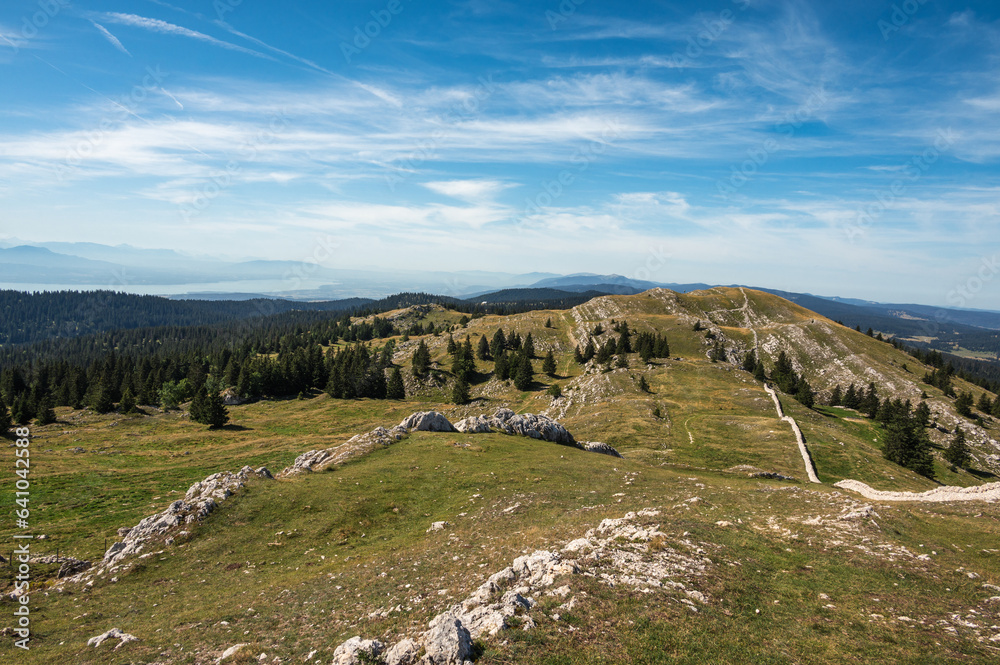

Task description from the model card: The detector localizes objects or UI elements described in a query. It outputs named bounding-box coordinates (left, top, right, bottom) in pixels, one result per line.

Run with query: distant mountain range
left=2, top=241, right=999, bottom=340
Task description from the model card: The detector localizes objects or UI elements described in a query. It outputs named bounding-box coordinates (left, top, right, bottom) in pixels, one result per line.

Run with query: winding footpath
left=763, top=384, right=1000, bottom=502
left=763, top=384, right=821, bottom=483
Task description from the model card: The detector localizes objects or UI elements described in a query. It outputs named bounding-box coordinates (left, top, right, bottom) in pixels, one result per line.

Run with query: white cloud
left=101, top=13, right=270, bottom=59
left=422, top=179, right=513, bottom=203
left=90, top=21, right=131, bottom=57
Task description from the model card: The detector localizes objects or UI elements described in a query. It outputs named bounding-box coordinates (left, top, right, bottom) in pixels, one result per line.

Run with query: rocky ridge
left=62, top=465, right=274, bottom=587
left=281, top=409, right=618, bottom=478
left=330, top=508, right=712, bottom=664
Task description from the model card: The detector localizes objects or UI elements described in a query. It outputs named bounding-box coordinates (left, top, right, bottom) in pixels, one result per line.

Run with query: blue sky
left=0, top=0, right=998, bottom=307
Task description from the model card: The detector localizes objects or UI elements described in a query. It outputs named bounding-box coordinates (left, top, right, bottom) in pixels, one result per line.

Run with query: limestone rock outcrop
left=454, top=408, right=575, bottom=445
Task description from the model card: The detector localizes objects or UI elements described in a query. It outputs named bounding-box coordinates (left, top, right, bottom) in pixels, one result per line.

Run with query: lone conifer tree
left=192, top=387, right=229, bottom=429
left=542, top=350, right=557, bottom=376
left=386, top=367, right=405, bottom=399
left=944, top=427, right=970, bottom=469
left=452, top=378, right=470, bottom=405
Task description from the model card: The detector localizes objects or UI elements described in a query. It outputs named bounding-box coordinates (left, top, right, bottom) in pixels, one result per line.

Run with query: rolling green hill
left=4, top=287, right=1000, bottom=664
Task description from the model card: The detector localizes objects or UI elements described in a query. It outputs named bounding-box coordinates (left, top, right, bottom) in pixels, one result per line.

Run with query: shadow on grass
left=967, top=467, right=998, bottom=481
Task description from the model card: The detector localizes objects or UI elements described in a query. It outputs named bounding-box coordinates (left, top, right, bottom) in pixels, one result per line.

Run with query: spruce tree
left=829, top=384, right=843, bottom=407
left=523, top=333, right=535, bottom=358
left=542, top=350, right=557, bottom=376
left=476, top=335, right=491, bottom=361
left=638, top=375, right=650, bottom=393
left=955, top=391, right=974, bottom=418
left=494, top=350, right=510, bottom=381
left=583, top=340, right=596, bottom=362
left=35, top=394, right=57, bottom=425
left=742, top=349, right=758, bottom=373
left=977, top=392, right=992, bottom=414
left=574, top=345, right=585, bottom=364
left=914, top=402, right=931, bottom=428
left=204, top=390, right=230, bottom=428
left=452, top=378, right=470, bottom=405
left=0, top=393, right=10, bottom=434
left=544, top=318, right=553, bottom=328
left=616, top=353, right=629, bottom=369
left=944, top=427, right=970, bottom=469
left=795, top=380, right=815, bottom=409
left=753, top=362, right=767, bottom=383
left=190, top=386, right=209, bottom=423
left=446, top=334, right=457, bottom=355
left=411, top=340, right=431, bottom=377
left=992, top=396, right=1000, bottom=418
left=119, top=387, right=138, bottom=414
left=13, top=395, right=34, bottom=425
left=490, top=329, right=507, bottom=359
left=386, top=367, right=405, bottom=400
left=882, top=420, right=934, bottom=479
left=513, top=353, right=534, bottom=391
left=90, top=381, right=115, bottom=414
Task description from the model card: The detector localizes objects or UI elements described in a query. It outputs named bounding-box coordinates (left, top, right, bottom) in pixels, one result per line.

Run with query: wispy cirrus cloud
left=90, top=21, right=131, bottom=57
left=101, top=12, right=270, bottom=59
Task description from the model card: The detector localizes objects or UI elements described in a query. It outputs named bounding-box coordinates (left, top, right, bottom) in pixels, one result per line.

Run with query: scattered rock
left=87, top=628, right=138, bottom=650
left=581, top=441, right=623, bottom=458
left=57, top=558, right=91, bottom=578
left=400, top=411, right=457, bottom=432
left=427, top=521, right=450, bottom=533
left=384, top=638, right=421, bottom=665
left=216, top=643, right=249, bottom=663
left=420, top=613, right=473, bottom=665
left=331, top=636, right=385, bottom=665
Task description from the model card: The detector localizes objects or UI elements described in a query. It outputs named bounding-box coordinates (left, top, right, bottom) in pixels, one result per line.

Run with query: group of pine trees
left=829, top=382, right=936, bottom=476
left=0, top=315, right=409, bottom=430
left=826, top=378, right=1000, bottom=476
left=572, top=321, right=671, bottom=368
left=740, top=350, right=815, bottom=408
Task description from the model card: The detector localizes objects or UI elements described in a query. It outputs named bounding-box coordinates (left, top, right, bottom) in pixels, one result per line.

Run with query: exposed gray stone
left=399, top=411, right=457, bottom=432
left=581, top=441, right=622, bottom=458
left=87, top=628, right=138, bottom=650
left=420, top=612, right=473, bottom=665
left=384, top=638, right=421, bottom=665
left=331, top=636, right=385, bottom=665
